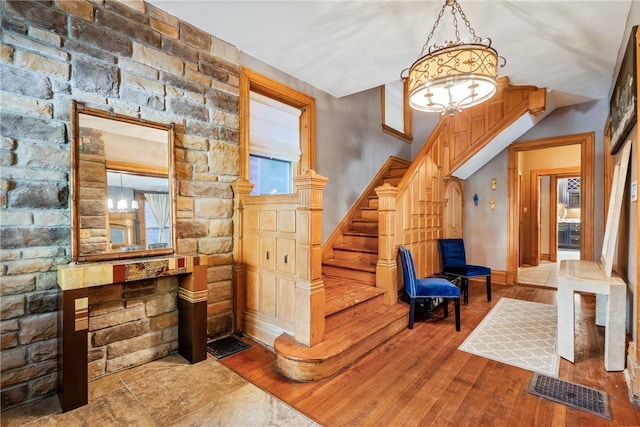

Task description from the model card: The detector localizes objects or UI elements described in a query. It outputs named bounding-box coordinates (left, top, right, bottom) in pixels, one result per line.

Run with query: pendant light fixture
left=117, top=174, right=127, bottom=211
left=402, top=0, right=505, bottom=116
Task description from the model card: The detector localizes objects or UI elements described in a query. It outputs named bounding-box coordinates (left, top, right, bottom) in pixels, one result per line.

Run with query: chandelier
left=402, top=0, right=505, bottom=116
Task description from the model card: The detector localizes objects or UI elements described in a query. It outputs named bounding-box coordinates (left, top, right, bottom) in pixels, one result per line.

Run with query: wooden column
left=293, top=170, right=328, bottom=346
left=376, top=183, right=399, bottom=305
left=60, top=288, right=89, bottom=412
left=232, top=179, right=254, bottom=332
left=178, top=264, right=208, bottom=363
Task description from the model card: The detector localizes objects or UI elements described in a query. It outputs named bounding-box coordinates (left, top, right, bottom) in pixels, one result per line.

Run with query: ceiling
left=149, top=1, right=633, bottom=108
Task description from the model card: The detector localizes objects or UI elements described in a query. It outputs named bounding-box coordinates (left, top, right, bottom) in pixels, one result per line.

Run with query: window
left=239, top=68, right=316, bottom=191
left=249, top=155, right=292, bottom=195
left=248, top=91, right=301, bottom=195
left=381, top=79, right=412, bottom=143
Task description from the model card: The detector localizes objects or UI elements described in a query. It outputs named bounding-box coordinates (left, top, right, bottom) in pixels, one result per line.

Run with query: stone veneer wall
left=87, top=276, right=179, bottom=380
left=0, top=0, right=239, bottom=409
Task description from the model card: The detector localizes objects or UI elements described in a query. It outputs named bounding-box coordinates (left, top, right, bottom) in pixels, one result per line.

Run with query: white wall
left=463, top=149, right=509, bottom=270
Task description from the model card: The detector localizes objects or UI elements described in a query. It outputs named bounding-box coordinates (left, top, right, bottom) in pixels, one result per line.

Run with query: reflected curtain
left=145, top=193, right=170, bottom=243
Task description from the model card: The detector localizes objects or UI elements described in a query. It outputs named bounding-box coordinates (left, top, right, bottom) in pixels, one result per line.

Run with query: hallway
left=517, top=249, right=580, bottom=288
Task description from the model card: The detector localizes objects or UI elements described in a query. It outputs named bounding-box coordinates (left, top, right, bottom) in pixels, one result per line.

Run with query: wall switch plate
left=631, top=180, right=637, bottom=202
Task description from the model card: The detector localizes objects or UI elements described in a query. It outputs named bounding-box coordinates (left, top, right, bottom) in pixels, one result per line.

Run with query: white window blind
left=250, top=92, right=301, bottom=162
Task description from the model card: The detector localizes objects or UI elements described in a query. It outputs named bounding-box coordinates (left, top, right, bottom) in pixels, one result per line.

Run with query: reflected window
left=144, top=199, right=171, bottom=247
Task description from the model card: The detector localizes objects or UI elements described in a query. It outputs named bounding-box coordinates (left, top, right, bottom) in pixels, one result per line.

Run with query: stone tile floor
left=1, top=354, right=319, bottom=427
left=517, top=249, right=580, bottom=288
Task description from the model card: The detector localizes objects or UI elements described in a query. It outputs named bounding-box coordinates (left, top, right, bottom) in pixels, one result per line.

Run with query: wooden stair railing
left=377, top=78, right=546, bottom=295
left=321, top=157, right=411, bottom=286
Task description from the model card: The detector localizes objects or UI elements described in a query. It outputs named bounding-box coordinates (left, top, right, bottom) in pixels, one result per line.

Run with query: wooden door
left=443, top=178, right=464, bottom=238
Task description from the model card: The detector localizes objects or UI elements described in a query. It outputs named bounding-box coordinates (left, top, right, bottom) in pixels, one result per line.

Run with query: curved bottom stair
left=274, top=277, right=409, bottom=381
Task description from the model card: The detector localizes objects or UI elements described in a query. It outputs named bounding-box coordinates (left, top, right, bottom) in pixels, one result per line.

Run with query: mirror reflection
left=106, top=172, right=171, bottom=252
left=72, top=102, right=174, bottom=262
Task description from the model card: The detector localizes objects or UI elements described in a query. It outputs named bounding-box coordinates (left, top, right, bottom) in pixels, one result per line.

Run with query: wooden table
left=556, top=259, right=626, bottom=371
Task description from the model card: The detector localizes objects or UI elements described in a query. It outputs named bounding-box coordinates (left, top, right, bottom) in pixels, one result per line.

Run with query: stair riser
left=275, top=313, right=408, bottom=381
left=360, top=209, right=378, bottom=220
left=322, top=265, right=376, bottom=284
left=350, top=222, right=378, bottom=233
left=368, top=198, right=379, bottom=209
left=325, top=295, right=385, bottom=331
left=343, top=235, right=378, bottom=250
left=333, top=249, right=377, bottom=264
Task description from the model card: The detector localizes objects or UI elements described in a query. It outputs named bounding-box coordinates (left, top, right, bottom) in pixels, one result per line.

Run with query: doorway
left=507, top=133, right=595, bottom=284
left=525, top=167, right=581, bottom=266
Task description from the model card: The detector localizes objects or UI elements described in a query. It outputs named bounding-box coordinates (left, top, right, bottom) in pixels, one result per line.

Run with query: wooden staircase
left=273, top=80, right=547, bottom=381
left=274, top=160, right=411, bottom=381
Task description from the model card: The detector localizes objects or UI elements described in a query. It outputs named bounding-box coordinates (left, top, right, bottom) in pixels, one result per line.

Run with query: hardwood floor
left=222, top=283, right=640, bottom=426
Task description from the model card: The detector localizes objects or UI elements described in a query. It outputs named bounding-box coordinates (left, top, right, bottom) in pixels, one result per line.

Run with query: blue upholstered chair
left=437, top=238, right=491, bottom=305
left=398, top=246, right=460, bottom=331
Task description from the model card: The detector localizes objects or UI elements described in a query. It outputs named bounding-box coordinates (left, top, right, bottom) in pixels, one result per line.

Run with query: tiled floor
left=1, top=353, right=318, bottom=427
left=517, top=249, right=580, bottom=288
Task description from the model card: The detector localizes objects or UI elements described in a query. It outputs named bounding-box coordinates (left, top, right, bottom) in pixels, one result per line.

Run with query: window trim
left=240, top=67, right=316, bottom=183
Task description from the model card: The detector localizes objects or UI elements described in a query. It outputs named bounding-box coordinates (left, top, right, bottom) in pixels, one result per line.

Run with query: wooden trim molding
left=239, top=67, right=316, bottom=181
left=507, top=132, right=595, bottom=284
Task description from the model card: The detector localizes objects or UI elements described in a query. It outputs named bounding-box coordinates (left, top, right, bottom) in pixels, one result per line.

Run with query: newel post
left=231, top=179, right=254, bottom=332
left=375, top=183, right=399, bottom=305
left=293, top=170, right=329, bottom=346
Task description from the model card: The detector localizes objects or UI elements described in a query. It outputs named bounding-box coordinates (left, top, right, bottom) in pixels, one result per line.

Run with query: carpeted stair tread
left=274, top=303, right=408, bottom=362
left=323, top=277, right=386, bottom=317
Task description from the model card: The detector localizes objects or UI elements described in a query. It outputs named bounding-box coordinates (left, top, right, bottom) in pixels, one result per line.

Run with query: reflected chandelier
left=402, top=0, right=505, bottom=116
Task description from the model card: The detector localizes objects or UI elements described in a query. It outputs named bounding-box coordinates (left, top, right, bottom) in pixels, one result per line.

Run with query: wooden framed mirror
left=70, top=101, right=176, bottom=262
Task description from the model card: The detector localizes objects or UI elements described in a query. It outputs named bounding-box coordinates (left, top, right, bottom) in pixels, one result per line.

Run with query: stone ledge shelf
left=57, top=255, right=208, bottom=412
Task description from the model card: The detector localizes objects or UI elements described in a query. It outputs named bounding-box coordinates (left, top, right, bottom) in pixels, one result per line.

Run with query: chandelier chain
left=418, top=0, right=484, bottom=59
left=418, top=1, right=447, bottom=58
left=454, top=1, right=480, bottom=42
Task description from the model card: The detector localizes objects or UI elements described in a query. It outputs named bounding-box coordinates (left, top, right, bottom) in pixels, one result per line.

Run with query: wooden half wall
left=233, top=171, right=328, bottom=348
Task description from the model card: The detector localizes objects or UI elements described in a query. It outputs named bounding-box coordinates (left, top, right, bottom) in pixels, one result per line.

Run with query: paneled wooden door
left=444, top=178, right=464, bottom=238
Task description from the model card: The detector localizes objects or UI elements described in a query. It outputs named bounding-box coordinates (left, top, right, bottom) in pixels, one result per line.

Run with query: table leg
left=604, top=284, right=626, bottom=371
left=60, top=288, right=89, bottom=412
left=557, top=286, right=575, bottom=363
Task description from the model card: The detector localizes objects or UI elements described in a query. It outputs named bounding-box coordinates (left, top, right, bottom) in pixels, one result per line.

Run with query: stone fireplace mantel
left=57, top=255, right=208, bottom=412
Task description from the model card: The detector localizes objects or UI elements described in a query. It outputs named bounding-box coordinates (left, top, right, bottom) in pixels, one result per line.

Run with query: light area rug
left=459, top=297, right=560, bottom=377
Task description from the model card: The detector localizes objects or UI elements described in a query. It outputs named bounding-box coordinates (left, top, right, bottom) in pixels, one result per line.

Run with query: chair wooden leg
left=454, top=298, right=460, bottom=331
left=462, top=277, right=469, bottom=304
left=443, top=298, right=448, bottom=318
left=486, top=276, right=492, bottom=301
left=408, top=298, right=415, bottom=329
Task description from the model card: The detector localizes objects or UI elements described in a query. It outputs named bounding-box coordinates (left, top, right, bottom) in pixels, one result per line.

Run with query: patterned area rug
left=459, top=297, right=559, bottom=377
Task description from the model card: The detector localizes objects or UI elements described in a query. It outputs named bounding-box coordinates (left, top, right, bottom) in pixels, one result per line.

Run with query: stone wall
left=0, top=0, right=239, bottom=409
left=88, top=276, right=178, bottom=380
